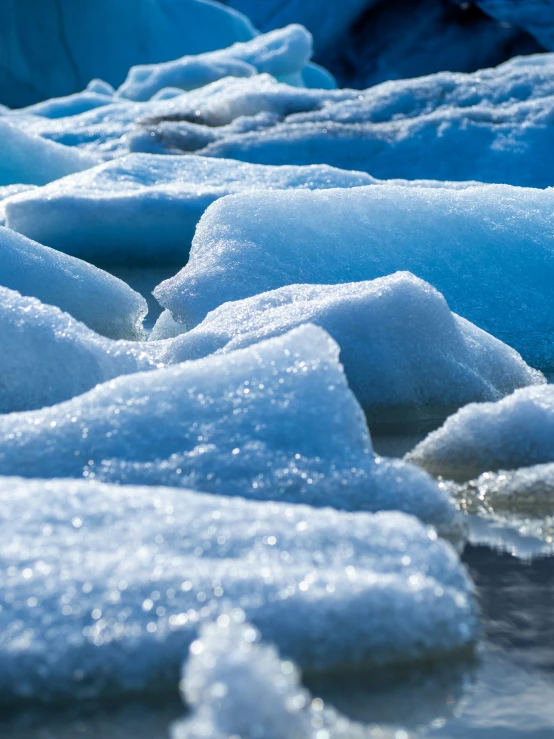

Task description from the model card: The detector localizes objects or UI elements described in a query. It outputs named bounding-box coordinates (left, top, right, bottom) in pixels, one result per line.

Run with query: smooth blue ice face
left=0, top=227, right=146, bottom=340
left=4, top=154, right=372, bottom=265
left=0, top=476, right=477, bottom=703
left=154, top=184, right=554, bottom=371
left=0, top=0, right=255, bottom=107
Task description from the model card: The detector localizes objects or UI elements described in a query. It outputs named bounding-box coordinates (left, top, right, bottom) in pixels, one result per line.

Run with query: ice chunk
left=190, top=55, right=554, bottom=187
left=118, top=26, right=313, bottom=102
left=10, top=74, right=348, bottom=157
left=0, top=227, right=147, bottom=340
left=0, top=0, right=255, bottom=107
left=0, top=325, right=460, bottom=535
left=0, top=476, right=477, bottom=702
left=0, top=287, right=153, bottom=412
left=0, top=119, right=98, bottom=186
left=172, top=616, right=383, bottom=739
left=4, top=154, right=371, bottom=265
left=407, top=386, right=554, bottom=481
left=151, top=274, right=543, bottom=424
left=477, top=0, right=554, bottom=50
left=149, top=309, right=187, bottom=340
left=154, top=185, right=554, bottom=369
left=3, top=273, right=540, bottom=417
left=0, top=185, right=36, bottom=226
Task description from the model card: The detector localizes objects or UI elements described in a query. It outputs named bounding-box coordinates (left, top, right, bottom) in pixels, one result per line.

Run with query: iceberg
left=0, top=0, right=255, bottom=108
left=407, top=386, right=554, bottom=481
left=4, top=154, right=371, bottom=265
left=0, top=119, right=98, bottom=186
left=118, top=25, right=314, bottom=102
left=0, top=227, right=147, bottom=340
left=151, top=273, right=543, bottom=424
left=153, top=184, right=554, bottom=370
left=0, top=325, right=461, bottom=535
left=0, top=476, right=477, bottom=702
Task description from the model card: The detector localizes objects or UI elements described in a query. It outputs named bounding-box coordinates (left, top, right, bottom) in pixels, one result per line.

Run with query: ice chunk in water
left=0, top=476, right=477, bottom=702
left=151, top=274, right=543, bottom=423
left=0, top=227, right=146, bottom=340
left=0, top=119, right=99, bottom=186
left=118, top=26, right=314, bottom=102
left=0, top=325, right=460, bottom=535
left=154, top=184, right=554, bottom=369
left=407, top=386, right=554, bottom=481
left=4, top=154, right=371, bottom=265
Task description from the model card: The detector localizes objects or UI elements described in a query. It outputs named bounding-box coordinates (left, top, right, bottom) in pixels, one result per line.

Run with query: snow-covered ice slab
left=0, top=476, right=477, bottom=702
left=0, top=325, right=461, bottom=535
left=0, top=119, right=98, bottom=186
left=0, top=288, right=153, bottom=412
left=118, top=25, right=314, bottom=102
left=0, top=227, right=147, bottom=340
left=2, top=273, right=541, bottom=417
left=172, top=615, right=398, bottom=739
left=4, top=155, right=371, bottom=265
left=151, top=273, right=543, bottom=422
left=407, top=386, right=554, bottom=481
left=185, top=54, right=554, bottom=187
left=15, top=83, right=116, bottom=120
left=154, top=184, right=554, bottom=370
left=0, top=185, right=36, bottom=226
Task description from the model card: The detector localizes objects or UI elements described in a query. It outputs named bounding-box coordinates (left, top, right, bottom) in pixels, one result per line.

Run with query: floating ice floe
left=150, top=273, right=543, bottom=425
left=0, top=325, right=461, bottom=535
left=0, top=475, right=477, bottom=702
left=0, top=288, right=153, bottom=412
left=0, top=227, right=147, bottom=340
left=0, top=185, right=36, bottom=226
left=446, top=463, right=554, bottom=559
left=154, top=184, right=554, bottom=370
left=0, top=0, right=256, bottom=107
left=172, top=615, right=399, bottom=739
left=2, top=274, right=542, bottom=423
left=0, top=119, right=99, bottom=186
left=118, top=25, right=317, bottom=102
left=407, top=386, right=554, bottom=482
left=164, top=54, right=554, bottom=187
left=4, top=155, right=371, bottom=264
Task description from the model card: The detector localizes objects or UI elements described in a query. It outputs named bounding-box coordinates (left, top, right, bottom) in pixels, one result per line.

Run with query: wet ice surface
left=2, top=544, right=553, bottom=739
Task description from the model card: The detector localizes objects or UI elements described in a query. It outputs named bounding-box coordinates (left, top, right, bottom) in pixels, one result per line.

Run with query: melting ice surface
left=3, top=154, right=371, bottom=265
left=0, top=324, right=461, bottom=536
left=0, top=476, right=477, bottom=703
left=0, top=227, right=146, bottom=340
left=449, top=464, right=554, bottom=558
left=407, top=385, right=554, bottom=482
left=173, top=615, right=404, bottom=739
left=154, top=183, right=554, bottom=369
left=0, top=274, right=543, bottom=419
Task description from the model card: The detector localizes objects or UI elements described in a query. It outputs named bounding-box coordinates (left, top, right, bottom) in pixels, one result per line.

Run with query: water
left=3, top=268, right=548, bottom=738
